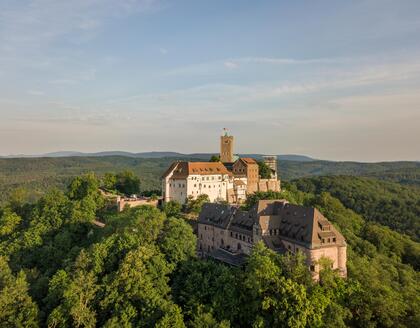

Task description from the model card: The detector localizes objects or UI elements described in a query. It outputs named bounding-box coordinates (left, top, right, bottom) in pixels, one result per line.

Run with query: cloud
left=232, top=56, right=347, bottom=65
left=0, top=0, right=163, bottom=51
left=224, top=61, right=239, bottom=69
left=27, top=90, right=45, bottom=96
left=165, top=56, right=341, bottom=77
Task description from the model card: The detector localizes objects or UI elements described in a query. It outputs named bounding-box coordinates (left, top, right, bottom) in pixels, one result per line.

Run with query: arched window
left=237, top=243, right=242, bottom=250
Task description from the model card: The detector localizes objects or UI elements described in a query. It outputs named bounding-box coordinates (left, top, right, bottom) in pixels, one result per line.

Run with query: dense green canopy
left=0, top=172, right=419, bottom=327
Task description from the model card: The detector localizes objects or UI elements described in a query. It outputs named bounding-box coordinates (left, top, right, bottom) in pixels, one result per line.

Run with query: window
left=310, top=265, right=315, bottom=272
left=200, top=234, right=203, bottom=239
left=333, top=237, right=336, bottom=242
left=237, top=243, right=241, bottom=250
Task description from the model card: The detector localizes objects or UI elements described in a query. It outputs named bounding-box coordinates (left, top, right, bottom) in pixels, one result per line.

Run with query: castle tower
left=220, top=129, right=234, bottom=163
left=262, top=155, right=278, bottom=179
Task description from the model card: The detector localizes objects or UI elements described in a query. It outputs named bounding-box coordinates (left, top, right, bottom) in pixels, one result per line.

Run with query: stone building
left=220, top=131, right=234, bottom=163
left=162, top=161, right=234, bottom=204
left=232, top=157, right=260, bottom=193
left=162, top=130, right=281, bottom=204
left=262, top=155, right=278, bottom=179
left=197, top=199, right=347, bottom=280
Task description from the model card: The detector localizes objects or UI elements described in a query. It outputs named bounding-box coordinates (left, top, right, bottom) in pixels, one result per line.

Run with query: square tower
left=220, top=133, right=234, bottom=163
left=262, top=155, right=278, bottom=179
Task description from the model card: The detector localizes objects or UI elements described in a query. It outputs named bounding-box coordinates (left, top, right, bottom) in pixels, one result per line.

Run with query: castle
left=162, top=130, right=280, bottom=204
left=197, top=200, right=347, bottom=280
left=161, top=131, right=347, bottom=279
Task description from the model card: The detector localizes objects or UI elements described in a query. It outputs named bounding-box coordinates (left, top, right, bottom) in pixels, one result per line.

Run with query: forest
left=0, top=171, right=419, bottom=327
left=1, top=156, right=419, bottom=204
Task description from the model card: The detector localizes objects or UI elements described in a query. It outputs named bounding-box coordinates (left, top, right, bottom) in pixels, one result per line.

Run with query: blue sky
left=0, top=0, right=419, bottom=161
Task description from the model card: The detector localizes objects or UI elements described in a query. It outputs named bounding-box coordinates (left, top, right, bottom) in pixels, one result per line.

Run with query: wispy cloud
left=0, top=0, right=163, bottom=52
left=224, top=61, right=239, bottom=69
left=27, top=90, right=45, bottom=96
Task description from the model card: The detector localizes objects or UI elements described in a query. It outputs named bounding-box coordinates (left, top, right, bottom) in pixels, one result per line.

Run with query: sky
left=0, top=0, right=420, bottom=161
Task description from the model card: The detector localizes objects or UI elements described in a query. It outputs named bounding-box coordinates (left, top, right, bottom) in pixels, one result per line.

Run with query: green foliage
left=257, top=161, right=272, bottom=179
left=115, top=171, right=141, bottom=196
left=209, top=155, right=220, bottom=162
left=163, top=200, right=182, bottom=217
left=159, top=217, right=197, bottom=267
left=0, top=172, right=419, bottom=327
left=67, top=173, right=100, bottom=201
left=0, top=208, right=22, bottom=237
left=186, top=194, right=210, bottom=214
left=292, top=176, right=420, bottom=241
left=244, top=189, right=309, bottom=210
left=0, top=256, right=39, bottom=327
left=102, top=173, right=117, bottom=192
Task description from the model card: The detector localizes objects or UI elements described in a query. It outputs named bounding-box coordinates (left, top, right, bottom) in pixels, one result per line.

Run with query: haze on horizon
left=0, top=0, right=419, bottom=162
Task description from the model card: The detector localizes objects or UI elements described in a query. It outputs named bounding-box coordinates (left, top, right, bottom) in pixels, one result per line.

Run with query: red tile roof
left=163, top=161, right=232, bottom=178
left=240, top=157, right=258, bottom=165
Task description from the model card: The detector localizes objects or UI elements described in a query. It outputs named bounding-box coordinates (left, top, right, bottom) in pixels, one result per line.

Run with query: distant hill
left=1, top=151, right=315, bottom=162
left=1, top=156, right=419, bottom=205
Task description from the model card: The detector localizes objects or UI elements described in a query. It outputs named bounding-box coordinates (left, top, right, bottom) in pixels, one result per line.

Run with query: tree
left=159, top=217, right=197, bottom=267
left=0, top=256, right=39, bottom=327
left=257, top=161, right=272, bottom=179
left=100, top=246, right=174, bottom=327
left=209, top=155, right=220, bottom=162
left=163, top=201, right=182, bottom=218
left=190, top=306, right=230, bottom=328
left=186, top=194, right=210, bottom=214
left=0, top=208, right=21, bottom=237
left=67, top=173, right=100, bottom=201
left=102, top=173, right=117, bottom=192
left=115, top=171, right=141, bottom=196
left=172, top=260, right=240, bottom=324
left=241, top=242, right=320, bottom=327
left=8, top=187, right=29, bottom=212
